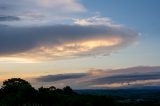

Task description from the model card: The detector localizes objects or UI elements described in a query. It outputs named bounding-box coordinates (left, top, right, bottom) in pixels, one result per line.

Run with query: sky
left=0, top=0, right=160, bottom=89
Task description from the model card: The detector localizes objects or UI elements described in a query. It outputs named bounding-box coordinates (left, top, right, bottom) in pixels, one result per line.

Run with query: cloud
left=0, top=23, right=138, bottom=62
left=0, top=16, right=20, bottom=21
left=34, top=66, right=160, bottom=89
left=36, top=73, right=87, bottom=82
left=73, top=16, right=120, bottom=27
left=0, top=0, right=86, bottom=26
left=35, top=0, right=86, bottom=12
left=90, top=72, right=160, bottom=85
left=0, top=0, right=86, bottom=13
left=0, top=1, right=139, bottom=62
left=91, top=79, right=160, bottom=88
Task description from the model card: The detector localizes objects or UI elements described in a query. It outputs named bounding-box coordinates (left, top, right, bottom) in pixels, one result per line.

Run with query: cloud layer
left=0, top=24, right=138, bottom=62
left=35, top=66, right=160, bottom=89
left=36, top=73, right=87, bottom=82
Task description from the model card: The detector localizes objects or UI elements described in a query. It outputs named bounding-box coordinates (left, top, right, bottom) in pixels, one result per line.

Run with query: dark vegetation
left=0, top=78, right=160, bottom=106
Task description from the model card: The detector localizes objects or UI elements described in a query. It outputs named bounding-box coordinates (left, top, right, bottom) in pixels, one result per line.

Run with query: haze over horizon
left=0, top=0, right=160, bottom=89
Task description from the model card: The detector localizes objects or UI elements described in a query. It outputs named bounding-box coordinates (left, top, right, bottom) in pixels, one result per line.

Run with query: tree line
left=0, top=78, right=159, bottom=106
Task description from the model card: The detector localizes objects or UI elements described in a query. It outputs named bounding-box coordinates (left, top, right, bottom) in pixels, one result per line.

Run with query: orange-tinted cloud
left=0, top=24, right=138, bottom=62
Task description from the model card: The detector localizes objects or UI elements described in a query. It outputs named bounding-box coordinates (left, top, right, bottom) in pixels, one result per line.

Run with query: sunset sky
left=0, top=0, right=160, bottom=89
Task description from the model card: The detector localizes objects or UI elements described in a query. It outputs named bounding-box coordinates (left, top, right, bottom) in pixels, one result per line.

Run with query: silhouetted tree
left=63, top=86, right=74, bottom=94
left=0, top=78, right=36, bottom=105
left=2, top=78, right=32, bottom=90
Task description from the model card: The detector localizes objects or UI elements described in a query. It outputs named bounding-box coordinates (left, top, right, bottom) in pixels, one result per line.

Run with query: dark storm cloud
left=0, top=24, right=138, bottom=57
left=0, top=16, right=20, bottom=21
left=36, top=73, right=87, bottom=82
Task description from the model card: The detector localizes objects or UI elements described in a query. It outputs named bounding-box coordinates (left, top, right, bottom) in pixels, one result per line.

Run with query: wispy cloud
left=0, top=0, right=86, bottom=26
left=73, top=16, right=121, bottom=27
left=34, top=66, right=160, bottom=89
